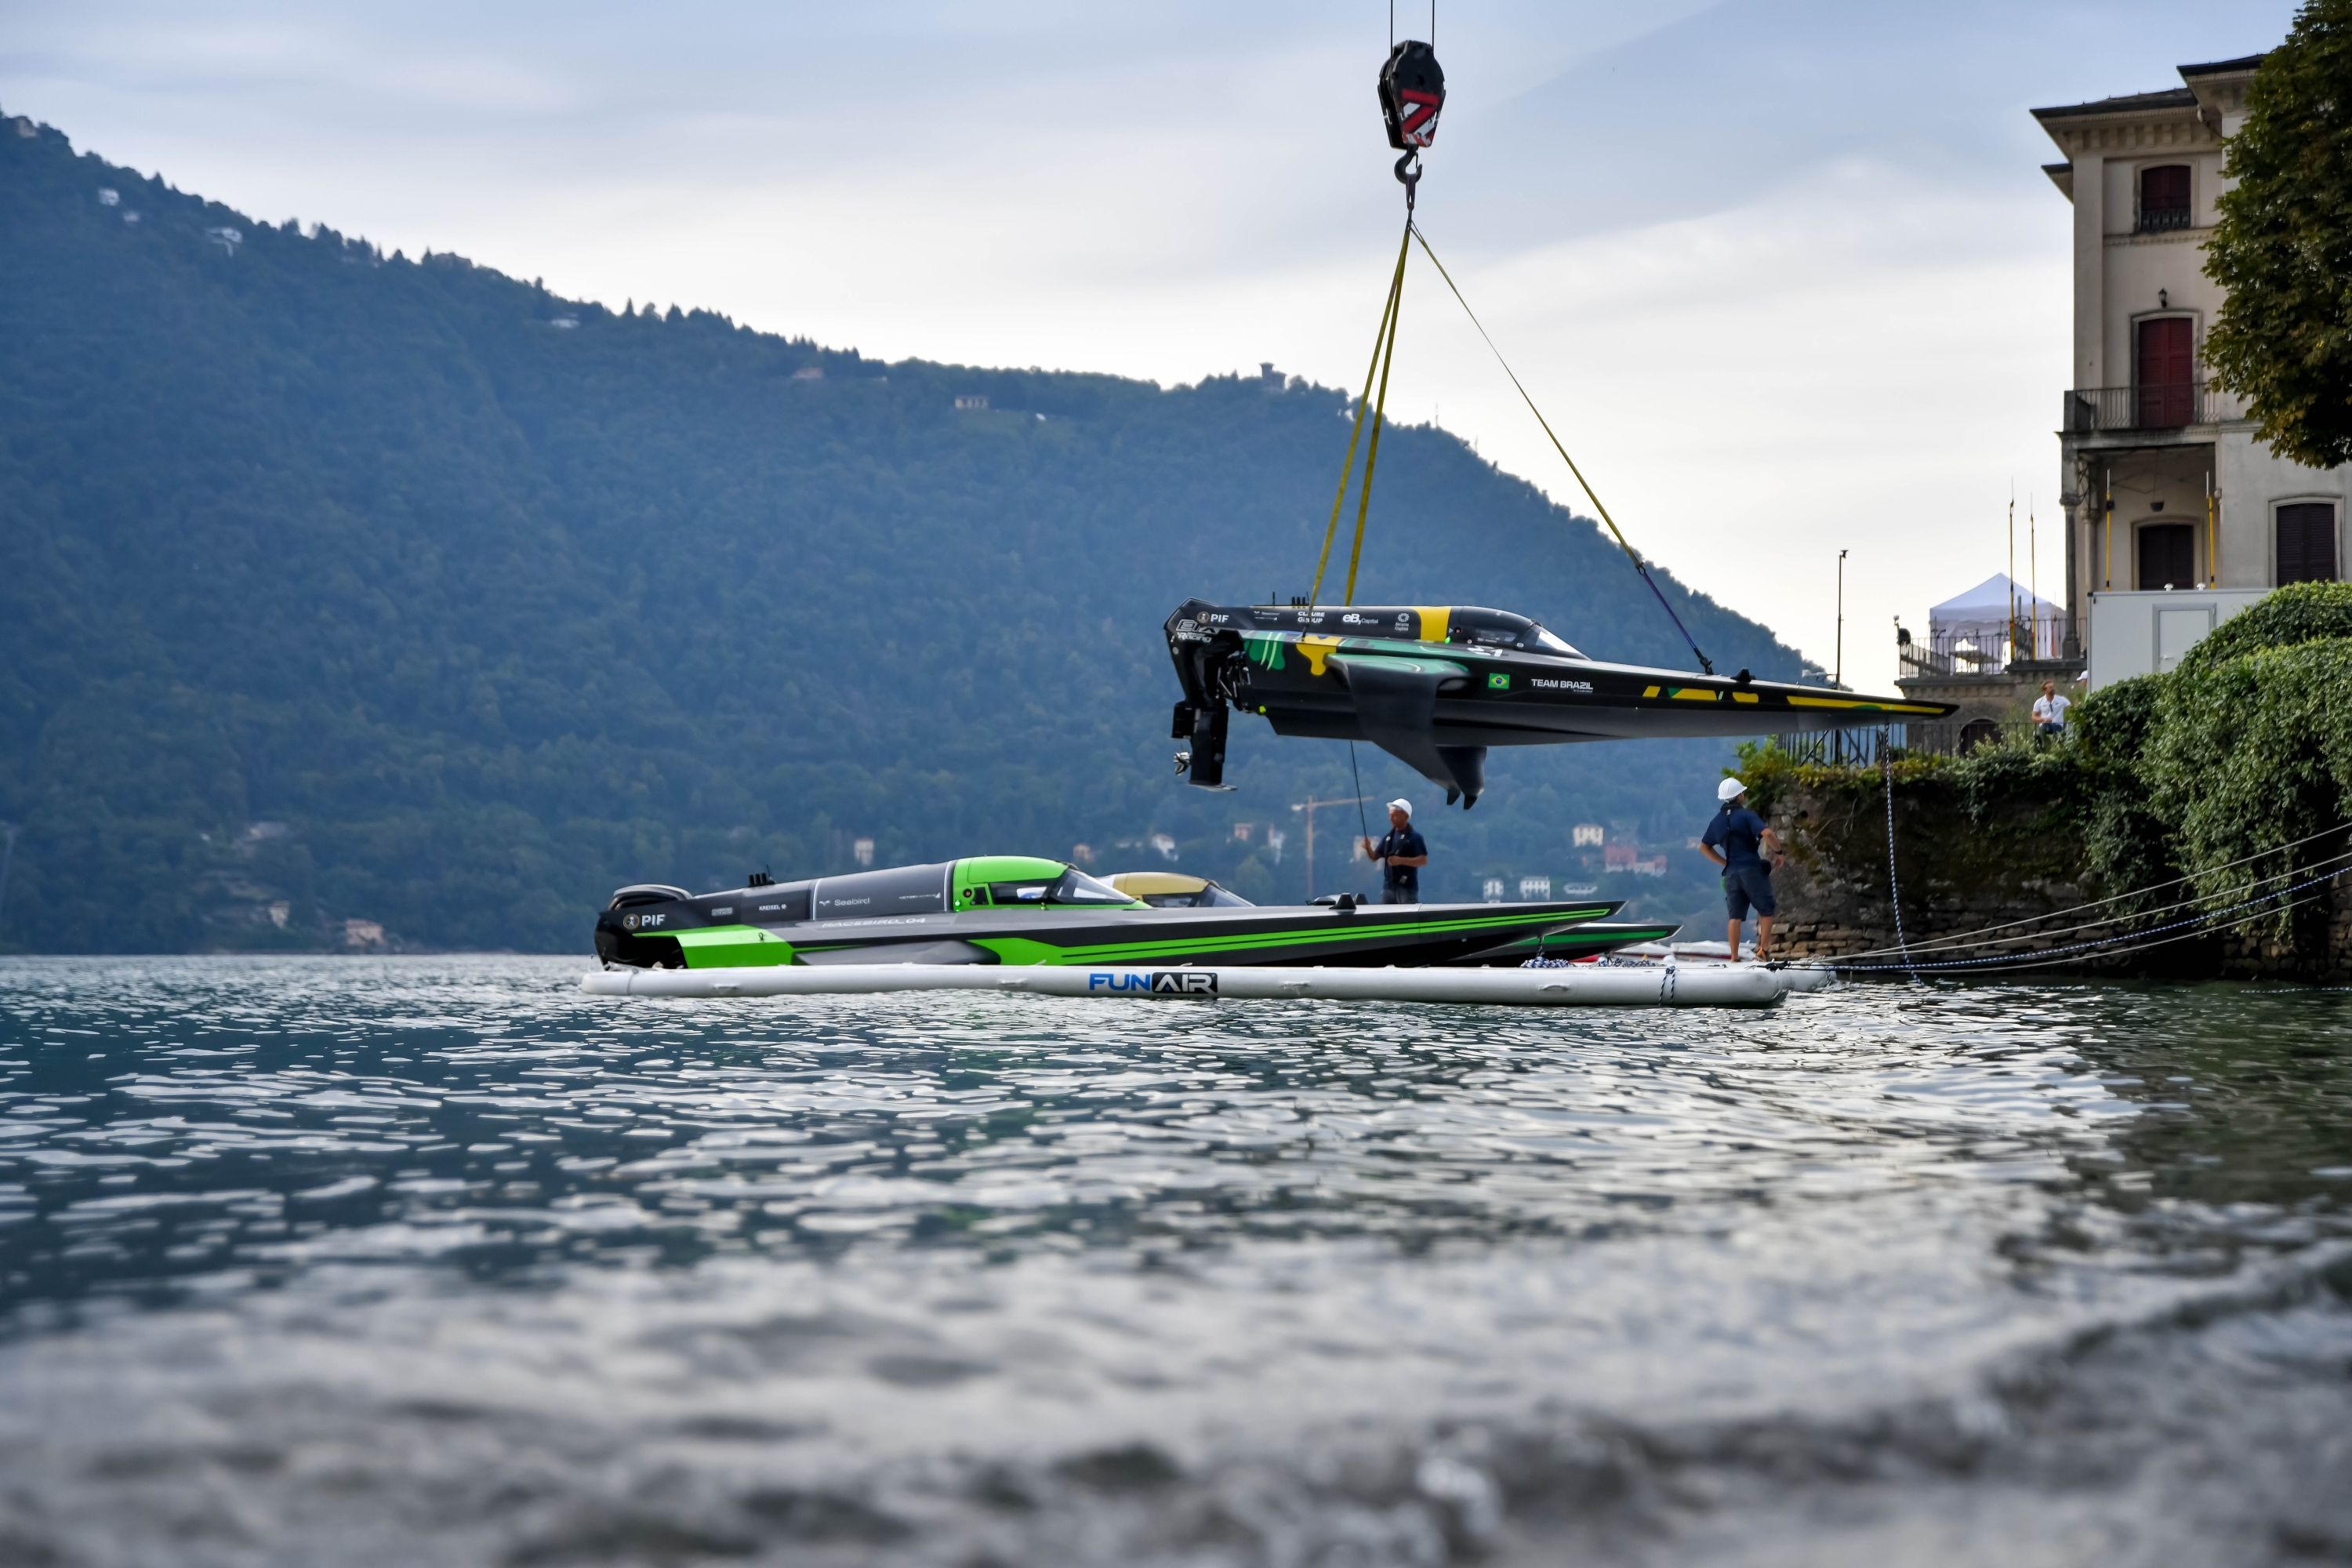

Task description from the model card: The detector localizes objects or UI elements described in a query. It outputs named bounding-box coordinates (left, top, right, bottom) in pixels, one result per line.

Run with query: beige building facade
left=2033, top=53, right=2349, bottom=682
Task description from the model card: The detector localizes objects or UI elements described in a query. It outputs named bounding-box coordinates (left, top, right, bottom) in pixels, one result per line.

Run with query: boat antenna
left=1408, top=225, right=1718, bottom=675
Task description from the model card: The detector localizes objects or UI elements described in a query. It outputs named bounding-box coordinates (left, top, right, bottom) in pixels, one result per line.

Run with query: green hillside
left=0, top=115, right=1819, bottom=953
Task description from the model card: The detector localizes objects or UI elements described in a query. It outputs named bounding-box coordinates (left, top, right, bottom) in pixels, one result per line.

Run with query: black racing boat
left=595, top=855, right=1672, bottom=971
left=1166, top=599, right=1955, bottom=804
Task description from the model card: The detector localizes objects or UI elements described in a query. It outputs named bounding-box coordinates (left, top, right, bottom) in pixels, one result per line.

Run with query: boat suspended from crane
left=1167, top=601, right=1954, bottom=806
left=1160, top=22, right=1951, bottom=807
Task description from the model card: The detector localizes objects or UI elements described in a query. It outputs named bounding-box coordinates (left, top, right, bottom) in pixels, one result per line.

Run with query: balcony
left=2062, top=381, right=2240, bottom=434
left=1897, top=620, right=2067, bottom=682
left=2135, top=206, right=2194, bottom=234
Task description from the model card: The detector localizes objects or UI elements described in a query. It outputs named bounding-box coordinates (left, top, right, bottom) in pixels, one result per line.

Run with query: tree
left=2202, top=0, right=2352, bottom=470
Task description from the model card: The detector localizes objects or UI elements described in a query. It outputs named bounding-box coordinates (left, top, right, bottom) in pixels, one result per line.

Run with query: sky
left=0, top=0, right=2304, bottom=689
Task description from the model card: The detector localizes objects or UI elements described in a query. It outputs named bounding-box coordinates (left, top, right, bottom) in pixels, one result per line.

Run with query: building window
left=2136, top=317, right=2194, bottom=427
left=2278, top=503, right=2339, bottom=585
left=2136, top=523, right=2194, bottom=590
left=2138, top=164, right=2191, bottom=232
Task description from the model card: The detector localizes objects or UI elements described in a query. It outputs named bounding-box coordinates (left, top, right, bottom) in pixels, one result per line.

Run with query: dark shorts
left=1381, top=887, right=1417, bottom=905
left=1724, top=864, right=1776, bottom=920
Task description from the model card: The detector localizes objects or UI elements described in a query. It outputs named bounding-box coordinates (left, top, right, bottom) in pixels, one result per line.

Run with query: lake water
left=2, top=955, right=2349, bottom=1566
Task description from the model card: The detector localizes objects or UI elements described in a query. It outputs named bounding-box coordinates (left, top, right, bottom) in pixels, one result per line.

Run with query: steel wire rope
left=1349, top=742, right=1374, bottom=891
left=1830, top=856, right=2352, bottom=974
left=1835, top=844, right=2352, bottom=964
left=1882, top=728, right=1915, bottom=978
left=1828, top=882, right=2340, bottom=978
left=1823, top=818, right=2352, bottom=962
left=1407, top=223, right=1717, bottom=674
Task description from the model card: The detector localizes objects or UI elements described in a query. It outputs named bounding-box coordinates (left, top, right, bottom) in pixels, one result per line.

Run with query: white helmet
left=1717, top=777, right=1748, bottom=803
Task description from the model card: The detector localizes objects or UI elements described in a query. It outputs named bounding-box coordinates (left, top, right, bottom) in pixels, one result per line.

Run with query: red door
left=2138, top=317, right=2194, bottom=426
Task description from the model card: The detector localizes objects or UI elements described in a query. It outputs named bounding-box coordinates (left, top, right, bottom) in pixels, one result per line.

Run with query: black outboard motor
left=1377, top=41, right=1445, bottom=152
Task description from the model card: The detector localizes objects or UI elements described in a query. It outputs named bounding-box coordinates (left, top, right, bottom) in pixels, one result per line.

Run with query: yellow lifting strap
left=1310, top=221, right=1412, bottom=607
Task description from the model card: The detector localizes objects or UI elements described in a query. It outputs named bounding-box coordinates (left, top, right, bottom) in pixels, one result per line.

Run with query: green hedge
left=1737, top=581, right=2352, bottom=935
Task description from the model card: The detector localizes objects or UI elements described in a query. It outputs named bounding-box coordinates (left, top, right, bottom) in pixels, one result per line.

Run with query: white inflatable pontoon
left=579, top=961, right=1833, bottom=1008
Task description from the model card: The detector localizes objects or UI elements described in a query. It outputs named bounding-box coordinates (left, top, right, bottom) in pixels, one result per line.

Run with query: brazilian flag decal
left=1487, top=673, right=1509, bottom=690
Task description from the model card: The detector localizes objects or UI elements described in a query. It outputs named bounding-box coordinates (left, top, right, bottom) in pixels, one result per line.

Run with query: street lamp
left=1834, top=550, right=1849, bottom=688
left=1289, top=795, right=1370, bottom=900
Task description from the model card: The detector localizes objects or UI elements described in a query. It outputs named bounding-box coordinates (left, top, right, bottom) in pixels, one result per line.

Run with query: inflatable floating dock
left=579, top=961, right=1833, bottom=1008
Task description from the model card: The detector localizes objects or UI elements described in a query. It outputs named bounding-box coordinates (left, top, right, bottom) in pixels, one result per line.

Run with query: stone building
left=2031, top=52, right=2349, bottom=685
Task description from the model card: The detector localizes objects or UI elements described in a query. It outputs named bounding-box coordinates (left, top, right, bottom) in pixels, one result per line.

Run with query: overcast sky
left=1, top=0, right=2302, bottom=688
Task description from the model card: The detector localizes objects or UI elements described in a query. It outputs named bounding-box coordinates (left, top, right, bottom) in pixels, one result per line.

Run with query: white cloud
left=0, top=0, right=2302, bottom=689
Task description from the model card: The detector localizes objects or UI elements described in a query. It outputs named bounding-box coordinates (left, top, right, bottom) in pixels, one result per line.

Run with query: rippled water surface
left=2, top=956, right=2350, bottom=1566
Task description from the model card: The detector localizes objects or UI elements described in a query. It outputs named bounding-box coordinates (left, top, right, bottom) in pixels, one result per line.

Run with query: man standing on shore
left=1697, top=777, right=1784, bottom=961
left=1361, top=799, right=1428, bottom=905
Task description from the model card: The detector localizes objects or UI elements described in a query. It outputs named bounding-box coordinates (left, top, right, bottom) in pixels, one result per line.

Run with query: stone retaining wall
left=1755, top=775, right=2352, bottom=981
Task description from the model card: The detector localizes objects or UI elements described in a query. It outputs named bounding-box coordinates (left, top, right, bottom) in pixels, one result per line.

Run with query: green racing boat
left=594, top=855, right=1672, bottom=971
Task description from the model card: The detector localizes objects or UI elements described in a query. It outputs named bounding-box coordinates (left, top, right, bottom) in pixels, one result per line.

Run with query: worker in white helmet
left=1361, top=798, right=1428, bottom=904
left=1697, top=776, right=1784, bottom=961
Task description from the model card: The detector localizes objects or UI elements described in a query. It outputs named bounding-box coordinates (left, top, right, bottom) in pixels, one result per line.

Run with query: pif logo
left=1487, top=673, right=1510, bottom=690
left=624, top=913, right=668, bottom=930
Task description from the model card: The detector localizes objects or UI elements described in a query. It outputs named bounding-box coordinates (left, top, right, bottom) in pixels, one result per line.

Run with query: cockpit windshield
left=1051, top=869, right=1140, bottom=905
left=1526, top=626, right=1584, bottom=658
left=983, top=868, right=1141, bottom=906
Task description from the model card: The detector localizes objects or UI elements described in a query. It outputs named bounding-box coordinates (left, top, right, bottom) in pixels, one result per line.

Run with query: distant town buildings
left=852, top=837, right=875, bottom=867
left=1519, top=876, right=1552, bottom=900
left=792, top=366, right=824, bottom=381
left=205, top=226, right=242, bottom=256
left=954, top=394, right=988, bottom=410
left=1572, top=823, right=1604, bottom=847
left=1483, top=878, right=1505, bottom=902
left=343, top=919, right=384, bottom=949
left=96, top=188, right=118, bottom=206
left=1149, top=833, right=1178, bottom=862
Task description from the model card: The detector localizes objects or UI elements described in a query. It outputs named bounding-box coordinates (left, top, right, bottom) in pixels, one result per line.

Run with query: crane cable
left=1408, top=224, right=1717, bottom=675
left=1309, top=217, right=1413, bottom=608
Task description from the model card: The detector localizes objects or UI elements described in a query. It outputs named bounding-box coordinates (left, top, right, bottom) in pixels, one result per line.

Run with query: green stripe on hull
left=966, top=906, right=1612, bottom=967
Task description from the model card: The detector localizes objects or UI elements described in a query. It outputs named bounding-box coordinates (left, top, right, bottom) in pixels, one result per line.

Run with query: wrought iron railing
left=2135, top=206, right=2193, bottom=234
left=2062, top=381, right=2241, bottom=432
left=1896, top=618, right=2067, bottom=681
left=1766, top=727, right=1906, bottom=768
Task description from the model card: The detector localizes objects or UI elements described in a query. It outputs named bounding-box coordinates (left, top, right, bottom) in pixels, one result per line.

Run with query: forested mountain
left=0, top=114, right=1815, bottom=953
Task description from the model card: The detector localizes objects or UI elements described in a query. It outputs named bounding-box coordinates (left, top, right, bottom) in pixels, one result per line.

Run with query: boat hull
left=597, top=887, right=1654, bottom=971
left=1165, top=600, right=1956, bottom=802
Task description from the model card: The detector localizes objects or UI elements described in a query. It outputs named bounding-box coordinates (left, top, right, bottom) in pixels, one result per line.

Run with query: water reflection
left=1, top=957, right=2217, bottom=1318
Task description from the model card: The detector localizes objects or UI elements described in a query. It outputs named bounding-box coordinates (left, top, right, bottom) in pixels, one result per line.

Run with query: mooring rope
left=1880, top=729, right=1915, bottom=980
left=1828, top=818, right=2352, bottom=964
left=1832, top=857, right=2352, bottom=975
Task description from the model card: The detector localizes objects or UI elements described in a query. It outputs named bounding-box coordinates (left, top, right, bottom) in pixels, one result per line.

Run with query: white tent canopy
left=1927, top=573, right=2063, bottom=659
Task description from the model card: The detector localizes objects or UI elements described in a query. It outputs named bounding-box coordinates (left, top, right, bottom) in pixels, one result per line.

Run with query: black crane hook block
left=1377, top=41, right=1445, bottom=152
